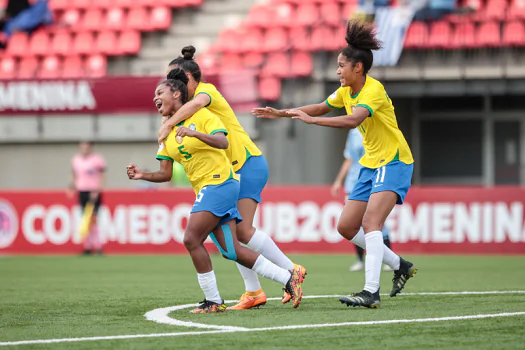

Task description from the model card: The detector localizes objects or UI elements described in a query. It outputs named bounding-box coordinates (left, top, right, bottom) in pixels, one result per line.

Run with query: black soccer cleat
left=340, top=290, right=381, bottom=309
left=390, top=257, right=417, bottom=297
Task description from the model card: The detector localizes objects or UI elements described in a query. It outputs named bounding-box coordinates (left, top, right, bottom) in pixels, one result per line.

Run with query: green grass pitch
left=1, top=254, right=525, bottom=349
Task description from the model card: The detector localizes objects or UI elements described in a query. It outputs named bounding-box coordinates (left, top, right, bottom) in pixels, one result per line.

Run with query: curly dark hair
left=340, top=19, right=383, bottom=74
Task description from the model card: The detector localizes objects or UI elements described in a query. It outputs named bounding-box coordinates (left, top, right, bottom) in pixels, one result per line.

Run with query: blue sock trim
left=209, top=225, right=237, bottom=261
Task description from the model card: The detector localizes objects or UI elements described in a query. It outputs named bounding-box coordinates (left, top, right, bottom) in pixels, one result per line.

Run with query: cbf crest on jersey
left=330, top=91, right=338, bottom=99
left=189, top=124, right=196, bottom=131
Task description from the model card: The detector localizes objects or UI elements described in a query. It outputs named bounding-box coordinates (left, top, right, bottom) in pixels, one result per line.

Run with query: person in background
left=331, top=129, right=393, bottom=272
left=68, top=141, right=106, bottom=255
left=413, top=0, right=456, bottom=21
left=2, top=0, right=52, bottom=38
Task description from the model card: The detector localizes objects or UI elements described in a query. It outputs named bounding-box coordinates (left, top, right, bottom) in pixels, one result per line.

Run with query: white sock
left=252, top=255, right=291, bottom=285
left=197, top=271, right=222, bottom=304
left=363, top=231, right=384, bottom=293
left=248, top=229, right=294, bottom=271
left=236, top=262, right=262, bottom=292
left=351, top=228, right=400, bottom=270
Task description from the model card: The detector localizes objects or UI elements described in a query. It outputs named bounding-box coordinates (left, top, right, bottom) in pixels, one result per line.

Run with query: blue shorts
left=349, top=161, right=414, bottom=205
left=190, top=179, right=243, bottom=225
left=236, top=155, right=269, bottom=203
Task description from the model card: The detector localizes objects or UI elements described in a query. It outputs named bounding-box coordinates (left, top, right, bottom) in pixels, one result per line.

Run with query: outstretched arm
left=157, top=94, right=211, bottom=143
left=290, top=107, right=369, bottom=129
left=253, top=102, right=333, bottom=119
left=127, top=160, right=173, bottom=183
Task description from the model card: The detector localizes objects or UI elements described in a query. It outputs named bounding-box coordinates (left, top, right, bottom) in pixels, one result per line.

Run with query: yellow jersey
left=156, top=108, right=238, bottom=195
left=325, top=75, right=414, bottom=169
left=194, top=82, right=262, bottom=172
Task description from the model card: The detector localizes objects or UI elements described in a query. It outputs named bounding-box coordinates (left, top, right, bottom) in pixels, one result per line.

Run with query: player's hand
left=331, top=182, right=342, bottom=198
left=158, top=123, right=172, bottom=144
left=127, top=163, right=143, bottom=180
left=289, top=109, right=316, bottom=124
left=176, top=126, right=197, bottom=138
left=89, top=191, right=99, bottom=202
left=252, top=107, right=288, bottom=119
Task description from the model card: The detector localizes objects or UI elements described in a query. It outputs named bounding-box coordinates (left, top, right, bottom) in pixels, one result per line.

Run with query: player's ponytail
left=166, top=67, right=189, bottom=86
left=168, top=45, right=202, bottom=82
left=341, top=19, right=383, bottom=74
left=159, top=79, right=189, bottom=104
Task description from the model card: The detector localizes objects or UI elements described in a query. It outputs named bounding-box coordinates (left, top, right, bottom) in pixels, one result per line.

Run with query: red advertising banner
left=0, top=186, right=524, bottom=255
left=0, top=73, right=258, bottom=115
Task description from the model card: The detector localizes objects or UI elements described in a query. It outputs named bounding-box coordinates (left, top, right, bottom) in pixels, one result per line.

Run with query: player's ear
left=173, top=90, right=181, bottom=100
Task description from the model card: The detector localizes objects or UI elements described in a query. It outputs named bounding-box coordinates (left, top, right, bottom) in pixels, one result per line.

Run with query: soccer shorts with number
left=348, top=161, right=414, bottom=205
left=190, top=178, right=243, bottom=225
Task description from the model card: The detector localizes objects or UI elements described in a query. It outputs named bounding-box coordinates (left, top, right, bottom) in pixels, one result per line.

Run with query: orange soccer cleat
left=283, top=264, right=307, bottom=307
left=189, top=299, right=227, bottom=314
left=227, top=289, right=267, bottom=310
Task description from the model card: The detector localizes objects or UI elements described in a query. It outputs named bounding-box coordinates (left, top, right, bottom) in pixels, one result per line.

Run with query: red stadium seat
left=127, top=7, right=151, bottom=31
left=508, top=0, right=525, bottom=20
left=73, top=32, right=95, bottom=55
left=242, top=51, right=264, bottom=69
left=185, top=0, right=204, bottom=7
left=218, top=27, right=248, bottom=53
left=295, top=4, right=319, bottom=27
left=72, top=0, right=91, bottom=10
left=86, top=55, right=107, bottom=77
left=151, top=7, right=172, bottom=31
left=321, top=2, right=342, bottom=27
left=258, top=77, right=281, bottom=101
left=50, top=31, right=73, bottom=56
left=62, top=9, right=81, bottom=30
left=118, top=31, right=141, bottom=55
left=289, top=26, right=311, bottom=51
left=502, top=20, right=525, bottom=46
left=342, top=2, right=359, bottom=21
left=263, top=27, right=288, bottom=52
left=7, top=32, right=29, bottom=57
left=450, top=22, right=475, bottom=49
left=404, top=22, right=428, bottom=49
left=81, top=9, right=104, bottom=32
left=0, top=57, right=17, bottom=80
left=162, top=0, right=192, bottom=8
left=17, top=57, right=39, bottom=79
left=62, top=56, right=85, bottom=78
left=477, top=0, right=507, bottom=22
left=92, top=0, right=111, bottom=8
left=244, top=4, right=273, bottom=28
left=261, top=52, right=289, bottom=78
left=196, top=52, right=220, bottom=75
left=105, top=8, right=126, bottom=30
left=427, top=21, right=451, bottom=49
left=290, top=51, right=313, bottom=77
left=220, top=53, right=243, bottom=73
left=475, top=22, right=501, bottom=48
left=49, top=0, right=70, bottom=11
left=29, top=30, right=51, bottom=56
left=96, top=31, right=119, bottom=55
left=311, top=26, right=339, bottom=51
left=274, top=3, right=294, bottom=28
left=38, top=56, right=61, bottom=79
left=114, top=0, right=135, bottom=8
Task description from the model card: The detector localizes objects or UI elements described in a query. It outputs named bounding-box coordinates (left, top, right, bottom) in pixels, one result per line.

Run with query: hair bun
left=167, top=67, right=189, bottom=85
left=181, top=45, right=196, bottom=60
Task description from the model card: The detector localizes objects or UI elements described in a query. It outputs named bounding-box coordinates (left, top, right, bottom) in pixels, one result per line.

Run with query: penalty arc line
left=1, top=312, right=525, bottom=347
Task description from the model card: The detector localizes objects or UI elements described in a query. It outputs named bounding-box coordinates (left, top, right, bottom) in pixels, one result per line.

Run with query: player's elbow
left=217, top=138, right=229, bottom=150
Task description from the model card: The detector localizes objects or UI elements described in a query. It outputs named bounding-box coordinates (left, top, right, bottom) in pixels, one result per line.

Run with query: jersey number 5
left=178, top=145, right=192, bottom=160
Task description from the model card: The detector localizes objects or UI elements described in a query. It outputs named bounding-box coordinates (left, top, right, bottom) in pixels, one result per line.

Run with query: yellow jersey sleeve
left=355, top=83, right=387, bottom=117
left=156, top=142, right=173, bottom=162
left=203, top=113, right=228, bottom=136
left=325, top=87, right=345, bottom=109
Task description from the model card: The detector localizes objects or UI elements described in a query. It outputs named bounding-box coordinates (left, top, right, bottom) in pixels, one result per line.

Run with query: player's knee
left=337, top=221, right=360, bottom=239
left=183, top=233, right=200, bottom=251
left=361, top=215, right=382, bottom=233
left=235, top=225, right=255, bottom=245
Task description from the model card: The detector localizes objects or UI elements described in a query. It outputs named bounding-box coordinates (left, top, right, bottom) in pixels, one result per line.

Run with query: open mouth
left=155, top=101, right=162, bottom=109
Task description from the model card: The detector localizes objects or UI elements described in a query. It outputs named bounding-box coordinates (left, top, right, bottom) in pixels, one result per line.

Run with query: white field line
left=1, top=291, right=525, bottom=347
left=2, top=312, right=525, bottom=347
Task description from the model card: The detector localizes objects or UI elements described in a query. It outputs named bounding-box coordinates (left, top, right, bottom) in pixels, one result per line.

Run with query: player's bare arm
left=253, top=102, right=332, bottom=119
left=289, top=107, right=369, bottom=128
left=158, top=94, right=211, bottom=144
left=127, top=160, right=173, bottom=183
left=177, top=126, right=228, bottom=149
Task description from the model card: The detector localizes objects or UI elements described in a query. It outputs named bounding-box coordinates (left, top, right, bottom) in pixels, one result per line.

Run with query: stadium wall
left=1, top=186, right=524, bottom=255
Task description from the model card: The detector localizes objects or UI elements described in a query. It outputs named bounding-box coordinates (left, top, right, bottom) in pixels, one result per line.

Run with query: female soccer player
left=253, top=20, right=417, bottom=308
left=156, top=46, right=305, bottom=310
left=127, top=77, right=303, bottom=313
